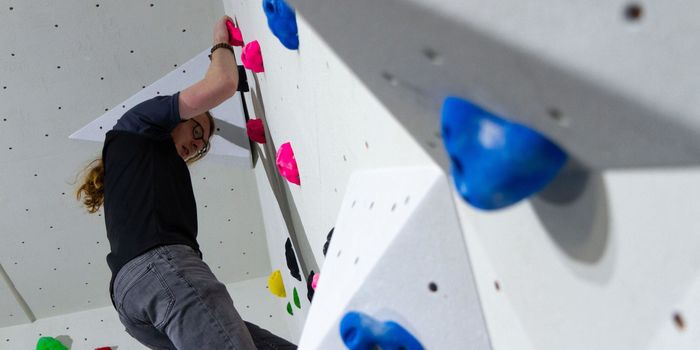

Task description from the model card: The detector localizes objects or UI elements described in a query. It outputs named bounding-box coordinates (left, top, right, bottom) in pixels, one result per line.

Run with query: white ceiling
left=0, top=0, right=270, bottom=327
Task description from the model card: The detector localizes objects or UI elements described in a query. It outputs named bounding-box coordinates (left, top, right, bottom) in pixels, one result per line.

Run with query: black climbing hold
left=285, top=238, right=301, bottom=281
left=307, top=270, right=315, bottom=302
left=237, top=65, right=249, bottom=92
left=323, top=227, right=334, bottom=256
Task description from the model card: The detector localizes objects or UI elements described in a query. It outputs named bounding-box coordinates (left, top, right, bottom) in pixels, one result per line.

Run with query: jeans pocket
left=119, top=262, right=176, bottom=329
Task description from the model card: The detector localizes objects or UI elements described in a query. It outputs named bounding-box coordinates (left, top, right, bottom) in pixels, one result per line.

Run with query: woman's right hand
left=213, top=15, right=234, bottom=44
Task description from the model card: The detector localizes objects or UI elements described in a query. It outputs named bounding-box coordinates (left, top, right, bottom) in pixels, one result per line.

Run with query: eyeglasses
left=190, top=119, right=209, bottom=159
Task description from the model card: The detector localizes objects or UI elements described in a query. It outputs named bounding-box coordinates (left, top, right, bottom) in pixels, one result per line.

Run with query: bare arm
left=179, top=16, right=239, bottom=120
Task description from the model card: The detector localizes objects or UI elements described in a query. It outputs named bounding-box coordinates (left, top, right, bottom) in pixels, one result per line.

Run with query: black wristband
left=209, top=43, right=234, bottom=60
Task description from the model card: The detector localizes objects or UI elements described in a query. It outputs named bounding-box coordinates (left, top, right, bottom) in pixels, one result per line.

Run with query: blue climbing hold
left=441, top=96, right=568, bottom=210
left=262, top=0, right=299, bottom=50
left=340, top=311, right=424, bottom=350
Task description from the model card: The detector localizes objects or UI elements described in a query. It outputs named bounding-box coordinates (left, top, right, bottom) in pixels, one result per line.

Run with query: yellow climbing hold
left=268, top=270, right=287, bottom=298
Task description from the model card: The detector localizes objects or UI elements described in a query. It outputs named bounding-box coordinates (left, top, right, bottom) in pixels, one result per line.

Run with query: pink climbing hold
left=226, top=20, right=244, bottom=47
left=311, top=273, right=320, bottom=290
left=276, top=142, right=300, bottom=185
left=241, top=40, right=264, bottom=73
left=246, top=119, right=266, bottom=144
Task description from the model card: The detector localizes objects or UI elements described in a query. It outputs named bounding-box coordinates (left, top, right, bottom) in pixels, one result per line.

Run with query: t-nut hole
left=624, top=3, right=643, bottom=22
left=422, top=47, right=444, bottom=65
left=673, top=312, right=685, bottom=331
left=547, top=107, right=569, bottom=127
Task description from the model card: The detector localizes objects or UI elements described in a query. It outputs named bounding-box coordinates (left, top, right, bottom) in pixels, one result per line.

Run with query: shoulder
left=112, top=92, right=182, bottom=135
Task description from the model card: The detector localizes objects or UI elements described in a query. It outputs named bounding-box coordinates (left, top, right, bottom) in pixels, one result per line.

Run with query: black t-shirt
left=102, top=92, right=202, bottom=306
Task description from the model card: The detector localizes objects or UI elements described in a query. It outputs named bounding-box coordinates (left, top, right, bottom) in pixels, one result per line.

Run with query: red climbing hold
left=276, top=142, right=300, bottom=185
left=241, top=40, right=264, bottom=73
left=226, top=20, right=244, bottom=47
left=246, top=119, right=266, bottom=144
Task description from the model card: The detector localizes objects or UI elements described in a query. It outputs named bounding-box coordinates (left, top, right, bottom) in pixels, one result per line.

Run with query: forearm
left=205, top=45, right=239, bottom=90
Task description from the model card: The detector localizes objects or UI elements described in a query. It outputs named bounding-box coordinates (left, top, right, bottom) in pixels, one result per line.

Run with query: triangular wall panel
left=299, top=166, right=492, bottom=349
left=70, top=49, right=251, bottom=167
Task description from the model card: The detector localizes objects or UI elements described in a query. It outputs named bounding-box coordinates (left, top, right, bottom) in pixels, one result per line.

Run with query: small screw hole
left=428, top=282, right=438, bottom=292
left=673, top=312, right=685, bottom=331
left=381, top=72, right=399, bottom=86
left=624, top=3, right=643, bottom=21
left=547, top=107, right=569, bottom=126
left=422, top=47, right=443, bottom=65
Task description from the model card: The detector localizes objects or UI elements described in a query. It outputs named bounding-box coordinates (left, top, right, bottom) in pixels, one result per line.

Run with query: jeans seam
left=117, top=262, right=175, bottom=329
left=114, top=251, right=154, bottom=301
left=157, top=248, right=241, bottom=350
left=116, top=262, right=154, bottom=311
left=150, top=264, right=176, bottom=329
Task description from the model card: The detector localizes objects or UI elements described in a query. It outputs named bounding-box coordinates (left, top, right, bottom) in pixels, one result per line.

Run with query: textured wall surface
left=281, top=1, right=700, bottom=349
left=222, top=0, right=436, bottom=343
left=0, top=0, right=273, bottom=339
left=0, top=277, right=291, bottom=349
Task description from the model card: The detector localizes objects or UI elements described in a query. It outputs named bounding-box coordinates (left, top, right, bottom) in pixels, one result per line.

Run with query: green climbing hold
left=293, top=287, right=301, bottom=309
left=36, top=337, right=68, bottom=350
left=287, top=301, right=294, bottom=315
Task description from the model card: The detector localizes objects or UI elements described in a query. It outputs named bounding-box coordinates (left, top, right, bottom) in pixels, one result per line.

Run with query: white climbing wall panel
left=265, top=0, right=700, bottom=349
left=70, top=49, right=252, bottom=167
left=300, top=166, right=491, bottom=349
left=287, top=0, right=700, bottom=169
left=251, top=143, right=311, bottom=344
left=0, top=0, right=279, bottom=347
left=224, top=0, right=434, bottom=269
left=223, top=0, right=436, bottom=345
left=1, top=0, right=695, bottom=347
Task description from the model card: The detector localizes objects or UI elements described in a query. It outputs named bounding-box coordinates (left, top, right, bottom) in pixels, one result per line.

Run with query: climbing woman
left=76, top=15, right=296, bottom=350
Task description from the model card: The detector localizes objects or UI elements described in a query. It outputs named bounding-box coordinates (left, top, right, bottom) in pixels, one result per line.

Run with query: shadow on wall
left=247, top=73, right=319, bottom=276
left=531, top=158, right=614, bottom=284
left=212, top=117, right=250, bottom=150
left=53, top=336, right=72, bottom=348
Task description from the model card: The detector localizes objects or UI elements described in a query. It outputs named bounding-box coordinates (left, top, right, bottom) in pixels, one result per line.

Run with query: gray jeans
left=112, top=244, right=296, bottom=350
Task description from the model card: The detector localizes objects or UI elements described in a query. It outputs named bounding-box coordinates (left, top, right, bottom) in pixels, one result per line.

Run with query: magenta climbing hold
left=241, top=40, right=264, bottom=73
left=246, top=119, right=266, bottom=143
left=276, top=142, right=300, bottom=185
left=312, top=273, right=320, bottom=290
left=226, top=20, right=244, bottom=47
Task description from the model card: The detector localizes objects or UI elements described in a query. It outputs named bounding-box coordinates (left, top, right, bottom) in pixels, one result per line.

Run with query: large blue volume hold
left=262, top=0, right=299, bottom=50
left=340, top=311, right=424, bottom=350
left=441, top=97, right=568, bottom=210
